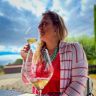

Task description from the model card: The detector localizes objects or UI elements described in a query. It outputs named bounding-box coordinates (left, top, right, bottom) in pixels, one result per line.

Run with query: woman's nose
left=38, top=23, right=43, bottom=30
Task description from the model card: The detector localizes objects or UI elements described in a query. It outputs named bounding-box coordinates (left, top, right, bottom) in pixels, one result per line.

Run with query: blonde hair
left=32, top=10, right=68, bottom=64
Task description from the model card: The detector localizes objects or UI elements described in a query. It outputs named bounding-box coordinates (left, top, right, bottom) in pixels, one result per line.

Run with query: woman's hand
left=21, top=44, right=33, bottom=62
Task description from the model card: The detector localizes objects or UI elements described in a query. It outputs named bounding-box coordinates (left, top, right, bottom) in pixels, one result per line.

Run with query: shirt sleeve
left=21, top=61, right=39, bottom=94
left=62, top=43, right=88, bottom=96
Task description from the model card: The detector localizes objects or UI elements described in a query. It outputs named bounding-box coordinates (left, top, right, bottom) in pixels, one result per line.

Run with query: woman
left=21, top=11, right=88, bottom=96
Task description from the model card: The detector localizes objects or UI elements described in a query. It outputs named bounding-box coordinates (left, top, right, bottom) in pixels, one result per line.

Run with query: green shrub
left=66, top=35, right=96, bottom=65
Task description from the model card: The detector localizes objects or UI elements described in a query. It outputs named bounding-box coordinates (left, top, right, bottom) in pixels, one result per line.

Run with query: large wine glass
left=25, top=38, right=54, bottom=96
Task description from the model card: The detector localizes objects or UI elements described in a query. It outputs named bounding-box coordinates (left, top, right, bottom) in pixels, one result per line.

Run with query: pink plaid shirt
left=21, top=41, right=88, bottom=96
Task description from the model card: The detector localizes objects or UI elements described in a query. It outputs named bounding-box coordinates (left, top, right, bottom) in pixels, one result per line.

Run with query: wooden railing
left=3, top=64, right=96, bottom=74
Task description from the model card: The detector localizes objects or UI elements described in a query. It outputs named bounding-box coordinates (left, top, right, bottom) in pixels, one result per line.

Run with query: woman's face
left=38, top=15, right=57, bottom=42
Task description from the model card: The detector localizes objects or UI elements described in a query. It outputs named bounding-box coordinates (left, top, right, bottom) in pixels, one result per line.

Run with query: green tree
left=13, top=58, right=23, bottom=65
left=94, top=5, right=96, bottom=51
left=0, top=65, right=4, bottom=69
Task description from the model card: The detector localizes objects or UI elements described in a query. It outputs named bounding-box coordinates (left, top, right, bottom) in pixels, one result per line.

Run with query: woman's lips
left=40, top=31, right=45, bottom=36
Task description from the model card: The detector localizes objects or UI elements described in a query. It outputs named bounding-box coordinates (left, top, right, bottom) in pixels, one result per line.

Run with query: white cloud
left=65, top=0, right=72, bottom=6
left=0, top=45, right=21, bottom=53
left=0, top=44, right=36, bottom=54
left=6, top=0, right=46, bottom=17
left=80, top=0, right=95, bottom=16
left=1, top=0, right=95, bottom=40
left=9, top=46, right=21, bottom=53
left=0, top=45, right=6, bottom=51
left=51, top=0, right=69, bottom=22
left=80, top=0, right=88, bottom=15
left=0, top=12, right=4, bottom=16
left=0, top=54, right=21, bottom=61
left=0, top=54, right=21, bottom=65
left=68, top=23, right=93, bottom=37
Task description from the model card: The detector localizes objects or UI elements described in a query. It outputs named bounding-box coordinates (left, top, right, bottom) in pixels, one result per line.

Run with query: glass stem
left=39, top=89, right=42, bottom=96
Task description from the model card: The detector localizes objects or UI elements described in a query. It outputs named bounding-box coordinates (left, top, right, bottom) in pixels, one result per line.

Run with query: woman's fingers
left=23, top=44, right=30, bottom=52
left=20, top=44, right=33, bottom=61
left=20, top=50, right=27, bottom=60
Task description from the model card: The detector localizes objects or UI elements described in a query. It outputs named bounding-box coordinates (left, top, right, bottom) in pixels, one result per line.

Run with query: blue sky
left=0, top=0, right=96, bottom=65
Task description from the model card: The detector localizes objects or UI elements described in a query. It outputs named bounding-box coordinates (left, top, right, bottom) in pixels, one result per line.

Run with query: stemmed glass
left=25, top=38, right=54, bottom=96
